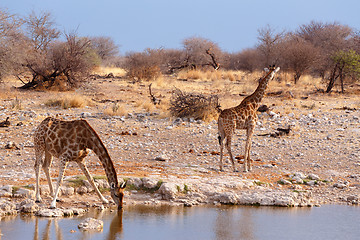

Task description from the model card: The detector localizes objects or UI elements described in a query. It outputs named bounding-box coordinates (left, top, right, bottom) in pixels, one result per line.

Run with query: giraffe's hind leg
left=34, top=150, right=44, bottom=203
left=42, top=151, right=54, bottom=197
left=225, top=135, right=238, bottom=172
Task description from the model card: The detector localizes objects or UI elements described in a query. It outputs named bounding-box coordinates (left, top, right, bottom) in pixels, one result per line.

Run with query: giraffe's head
left=110, top=181, right=127, bottom=210
left=264, top=65, right=280, bottom=79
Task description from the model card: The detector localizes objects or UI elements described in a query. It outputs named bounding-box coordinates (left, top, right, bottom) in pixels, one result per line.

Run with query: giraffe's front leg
left=50, top=160, right=68, bottom=209
left=77, top=161, right=109, bottom=204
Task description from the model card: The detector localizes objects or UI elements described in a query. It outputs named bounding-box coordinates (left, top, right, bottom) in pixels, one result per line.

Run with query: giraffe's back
left=34, top=117, right=93, bottom=159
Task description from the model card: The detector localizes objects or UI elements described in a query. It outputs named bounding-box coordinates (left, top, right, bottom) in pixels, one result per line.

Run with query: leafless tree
left=0, top=9, right=26, bottom=81
left=24, top=11, right=60, bottom=51
left=257, top=25, right=284, bottom=66
left=225, top=48, right=262, bottom=72
left=182, top=37, right=223, bottom=70
left=89, top=36, right=119, bottom=64
left=279, top=34, right=319, bottom=83
left=20, top=32, right=95, bottom=89
left=124, top=48, right=162, bottom=81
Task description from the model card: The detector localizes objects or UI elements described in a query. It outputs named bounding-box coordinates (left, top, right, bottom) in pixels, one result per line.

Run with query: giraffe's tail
left=217, top=117, right=225, bottom=146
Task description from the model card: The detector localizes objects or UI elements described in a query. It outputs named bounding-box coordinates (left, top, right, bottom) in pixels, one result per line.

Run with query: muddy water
left=0, top=205, right=359, bottom=240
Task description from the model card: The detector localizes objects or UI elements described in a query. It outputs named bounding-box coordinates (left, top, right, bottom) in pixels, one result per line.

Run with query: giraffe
left=33, top=117, right=126, bottom=209
left=218, top=65, right=280, bottom=172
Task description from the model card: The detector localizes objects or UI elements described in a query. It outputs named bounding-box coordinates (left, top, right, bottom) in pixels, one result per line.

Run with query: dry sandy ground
left=0, top=73, right=360, bottom=207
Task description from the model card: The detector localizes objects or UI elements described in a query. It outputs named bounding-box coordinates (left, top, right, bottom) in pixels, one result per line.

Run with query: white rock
left=308, top=174, right=320, bottom=180
left=78, top=218, right=103, bottom=231
left=36, top=208, right=64, bottom=217
left=142, top=178, right=159, bottom=189
left=158, top=182, right=179, bottom=200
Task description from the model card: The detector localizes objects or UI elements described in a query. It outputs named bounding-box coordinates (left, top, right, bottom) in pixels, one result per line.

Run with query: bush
left=124, top=49, right=162, bottom=81
left=169, top=88, right=220, bottom=121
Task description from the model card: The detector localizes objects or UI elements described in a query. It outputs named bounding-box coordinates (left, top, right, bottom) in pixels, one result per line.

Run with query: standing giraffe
left=218, top=65, right=280, bottom=172
left=33, top=117, right=126, bottom=209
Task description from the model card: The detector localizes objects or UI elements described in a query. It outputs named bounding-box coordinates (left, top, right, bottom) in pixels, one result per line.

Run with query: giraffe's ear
left=120, top=181, right=127, bottom=189
left=264, top=68, right=269, bottom=72
left=110, top=182, right=116, bottom=189
left=274, top=67, right=280, bottom=73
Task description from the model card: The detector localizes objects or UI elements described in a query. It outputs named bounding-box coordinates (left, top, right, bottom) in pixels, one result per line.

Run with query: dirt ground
left=0, top=71, right=360, bottom=207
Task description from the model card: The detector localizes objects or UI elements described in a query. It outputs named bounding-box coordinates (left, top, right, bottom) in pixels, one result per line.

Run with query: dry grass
left=92, top=66, right=127, bottom=77
left=103, top=102, right=129, bottom=116
left=177, top=69, right=238, bottom=82
left=45, top=93, right=92, bottom=109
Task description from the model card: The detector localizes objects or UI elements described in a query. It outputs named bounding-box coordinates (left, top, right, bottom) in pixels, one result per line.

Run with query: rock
left=347, top=195, right=358, bottom=202
left=14, top=188, right=35, bottom=199
left=291, top=172, right=306, bottom=179
left=0, top=200, right=16, bottom=213
left=279, top=179, right=292, bottom=185
left=0, top=185, right=13, bottom=192
left=0, top=189, right=12, bottom=197
left=333, top=183, right=348, bottom=189
left=61, top=186, right=75, bottom=196
left=142, top=178, right=159, bottom=189
left=77, top=186, right=88, bottom=194
left=78, top=218, right=103, bottom=231
left=36, top=208, right=64, bottom=217
left=72, top=208, right=86, bottom=215
left=127, top=177, right=143, bottom=189
left=63, top=209, right=74, bottom=217
left=215, top=192, right=239, bottom=204
left=305, top=180, right=317, bottom=186
left=308, top=174, right=320, bottom=180
left=80, top=112, right=92, bottom=118
left=155, top=154, right=169, bottom=161
left=291, top=177, right=304, bottom=184
left=158, top=182, right=179, bottom=200
left=19, top=199, right=39, bottom=213
left=95, top=179, right=110, bottom=189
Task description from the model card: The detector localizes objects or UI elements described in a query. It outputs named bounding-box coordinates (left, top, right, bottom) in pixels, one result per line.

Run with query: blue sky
left=1, top=0, right=359, bottom=54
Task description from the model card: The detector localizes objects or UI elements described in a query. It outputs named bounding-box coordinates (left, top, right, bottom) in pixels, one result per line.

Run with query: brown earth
left=0, top=72, right=360, bottom=208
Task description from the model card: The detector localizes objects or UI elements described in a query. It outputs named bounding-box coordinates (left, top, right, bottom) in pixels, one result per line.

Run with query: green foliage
left=332, top=50, right=360, bottom=77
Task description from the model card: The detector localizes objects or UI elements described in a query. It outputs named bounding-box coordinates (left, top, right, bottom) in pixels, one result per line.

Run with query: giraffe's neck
left=240, top=70, right=273, bottom=107
left=85, top=123, right=118, bottom=186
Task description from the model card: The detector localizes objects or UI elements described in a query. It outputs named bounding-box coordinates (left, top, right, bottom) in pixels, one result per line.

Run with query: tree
left=182, top=37, right=222, bottom=70
left=20, top=33, right=96, bottom=89
left=124, top=48, right=162, bottom=81
left=0, top=9, right=26, bottom=81
left=225, top=48, right=261, bottom=72
left=24, top=11, right=60, bottom=51
left=279, top=34, right=319, bottom=84
left=257, top=25, right=284, bottom=66
left=89, top=36, right=119, bottom=64
left=326, top=50, right=360, bottom=93
left=296, top=21, right=353, bottom=78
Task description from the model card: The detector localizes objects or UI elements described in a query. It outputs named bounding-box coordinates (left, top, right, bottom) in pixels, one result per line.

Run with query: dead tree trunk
left=206, top=48, right=220, bottom=70
left=148, top=83, right=161, bottom=105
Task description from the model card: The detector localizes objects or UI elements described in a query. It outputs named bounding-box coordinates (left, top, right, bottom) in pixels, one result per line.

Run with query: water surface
left=0, top=205, right=359, bottom=240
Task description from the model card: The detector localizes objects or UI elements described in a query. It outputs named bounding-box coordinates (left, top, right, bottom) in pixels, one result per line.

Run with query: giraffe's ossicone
left=33, top=117, right=126, bottom=210
left=218, top=65, right=280, bottom=172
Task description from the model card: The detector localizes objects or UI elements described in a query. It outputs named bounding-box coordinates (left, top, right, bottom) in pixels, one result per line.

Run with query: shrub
left=124, top=49, right=162, bottom=81
left=169, top=88, right=221, bottom=121
left=45, top=94, right=90, bottom=109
